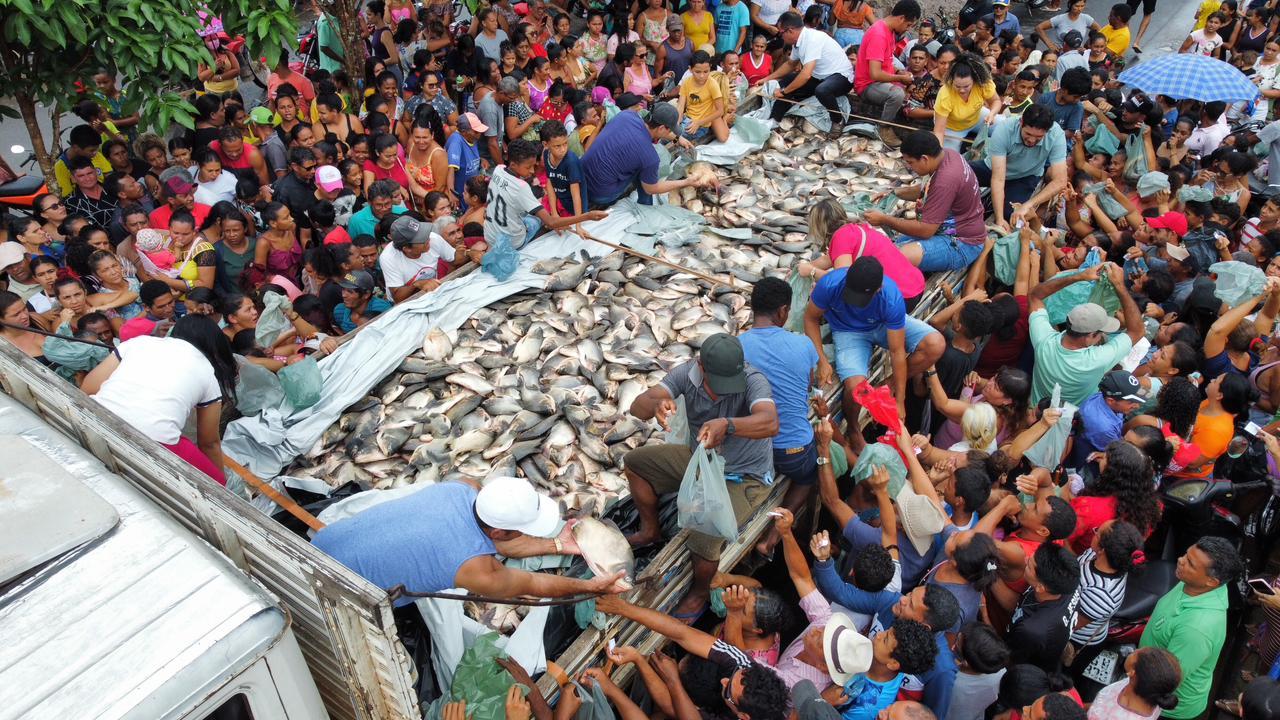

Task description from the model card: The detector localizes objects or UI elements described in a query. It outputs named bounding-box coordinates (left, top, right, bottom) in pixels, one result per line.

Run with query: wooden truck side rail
left=0, top=342, right=423, bottom=720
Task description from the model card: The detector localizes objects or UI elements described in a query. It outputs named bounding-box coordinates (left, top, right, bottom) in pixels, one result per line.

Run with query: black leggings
left=1126, top=0, right=1156, bottom=17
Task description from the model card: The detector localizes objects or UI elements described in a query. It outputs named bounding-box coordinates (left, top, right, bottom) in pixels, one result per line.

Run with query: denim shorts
left=898, top=233, right=984, bottom=273
left=773, top=440, right=819, bottom=486
left=834, top=27, right=865, bottom=48
left=832, top=317, right=939, bottom=381
left=681, top=117, right=710, bottom=141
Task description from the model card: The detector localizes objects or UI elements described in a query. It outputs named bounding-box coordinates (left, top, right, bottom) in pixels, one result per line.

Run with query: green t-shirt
left=1139, top=582, right=1228, bottom=719
left=215, top=237, right=259, bottom=295
left=316, top=13, right=344, bottom=74
left=1028, top=308, right=1133, bottom=406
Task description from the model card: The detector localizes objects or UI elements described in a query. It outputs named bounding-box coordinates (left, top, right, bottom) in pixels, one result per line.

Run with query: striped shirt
left=1070, top=549, right=1128, bottom=646
left=1242, top=217, right=1265, bottom=248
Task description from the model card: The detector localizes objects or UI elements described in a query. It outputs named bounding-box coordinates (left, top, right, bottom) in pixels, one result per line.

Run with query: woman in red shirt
left=1066, top=441, right=1163, bottom=554
left=363, top=133, right=411, bottom=197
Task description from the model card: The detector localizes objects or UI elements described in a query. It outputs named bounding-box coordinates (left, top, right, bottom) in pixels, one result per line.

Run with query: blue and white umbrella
left=1117, top=53, right=1260, bottom=103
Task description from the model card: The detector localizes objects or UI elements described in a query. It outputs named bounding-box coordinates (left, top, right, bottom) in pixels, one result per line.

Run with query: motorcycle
left=1073, top=443, right=1279, bottom=700
left=0, top=152, right=47, bottom=214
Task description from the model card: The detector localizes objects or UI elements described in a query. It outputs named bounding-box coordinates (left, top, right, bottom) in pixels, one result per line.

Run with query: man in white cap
left=1026, top=261, right=1143, bottom=405
left=311, top=479, right=626, bottom=602
left=0, top=242, right=39, bottom=301
left=381, top=215, right=456, bottom=302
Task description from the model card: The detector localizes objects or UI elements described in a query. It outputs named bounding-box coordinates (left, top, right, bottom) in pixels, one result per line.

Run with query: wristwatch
left=816, top=457, right=830, bottom=466
left=725, top=418, right=736, bottom=436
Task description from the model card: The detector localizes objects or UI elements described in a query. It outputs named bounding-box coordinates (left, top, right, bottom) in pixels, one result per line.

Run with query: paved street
left=0, top=0, right=1207, bottom=181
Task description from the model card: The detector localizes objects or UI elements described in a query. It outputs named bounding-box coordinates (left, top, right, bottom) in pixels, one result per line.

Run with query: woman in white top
left=193, top=149, right=240, bottom=206
left=83, top=315, right=237, bottom=484
left=1254, top=41, right=1280, bottom=120
left=1181, top=12, right=1227, bottom=55
left=1087, top=647, right=1182, bottom=720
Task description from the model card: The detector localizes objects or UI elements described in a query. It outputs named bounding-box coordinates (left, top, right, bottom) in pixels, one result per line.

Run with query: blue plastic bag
left=481, top=233, right=519, bottom=281
left=278, top=356, right=323, bottom=410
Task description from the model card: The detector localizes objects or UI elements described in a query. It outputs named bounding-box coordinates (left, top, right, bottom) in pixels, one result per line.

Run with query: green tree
left=0, top=0, right=298, bottom=194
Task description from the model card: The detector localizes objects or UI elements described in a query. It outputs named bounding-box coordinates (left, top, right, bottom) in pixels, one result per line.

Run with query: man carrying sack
left=623, top=332, right=779, bottom=624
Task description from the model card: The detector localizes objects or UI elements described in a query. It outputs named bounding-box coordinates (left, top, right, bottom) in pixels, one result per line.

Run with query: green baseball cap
left=248, top=106, right=276, bottom=126
left=700, top=333, right=747, bottom=394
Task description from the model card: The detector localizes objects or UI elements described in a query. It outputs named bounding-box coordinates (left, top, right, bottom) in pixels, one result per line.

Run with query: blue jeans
left=681, top=117, right=710, bottom=141
left=834, top=27, right=864, bottom=48
left=832, top=317, right=939, bottom=380
left=968, top=159, right=1042, bottom=219
left=589, top=178, right=653, bottom=208
left=773, top=440, right=819, bottom=486
left=897, top=232, right=984, bottom=273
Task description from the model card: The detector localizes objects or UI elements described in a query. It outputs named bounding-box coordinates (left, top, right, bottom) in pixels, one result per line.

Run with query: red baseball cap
left=1147, top=212, right=1188, bottom=238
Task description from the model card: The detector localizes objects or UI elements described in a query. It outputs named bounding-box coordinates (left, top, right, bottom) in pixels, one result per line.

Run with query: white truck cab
left=0, top=424, right=328, bottom=720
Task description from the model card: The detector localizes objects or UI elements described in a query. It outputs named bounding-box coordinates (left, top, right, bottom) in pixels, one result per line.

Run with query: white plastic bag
left=677, top=442, right=738, bottom=541
left=666, top=395, right=691, bottom=446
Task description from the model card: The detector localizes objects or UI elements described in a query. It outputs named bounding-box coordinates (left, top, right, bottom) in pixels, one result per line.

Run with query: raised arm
left=1206, top=290, right=1265, bottom=357
left=812, top=420, right=854, bottom=528
left=1028, top=263, right=1101, bottom=312
left=774, top=508, right=816, bottom=596
left=964, top=236, right=996, bottom=296
left=593, top=595, right=716, bottom=658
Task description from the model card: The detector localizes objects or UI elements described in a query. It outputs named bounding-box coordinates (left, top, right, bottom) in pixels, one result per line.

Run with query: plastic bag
left=481, top=233, right=519, bottom=281
left=1210, top=260, right=1266, bottom=307
left=992, top=230, right=1022, bottom=286
left=733, top=114, right=771, bottom=145
left=1082, top=181, right=1128, bottom=221
left=850, top=442, right=907, bottom=498
left=1087, top=272, right=1122, bottom=317
left=677, top=442, right=738, bottom=541
left=666, top=395, right=690, bottom=446
left=278, top=356, right=323, bottom=410
left=785, top=269, right=815, bottom=333
left=1025, top=384, right=1078, bottom=470
left=573, top=679, right=619, bottom=720
left=964, top=122, right=990, bottom=162
left=1123, top=131, right=1149, bottom=184
left=255, top=291, right=293, bottom=349
left=447, top=633, right=515, bottom=720
left=1085, top=124, right=1121, bottom=156
left=235, top=355, right=285, bottom=416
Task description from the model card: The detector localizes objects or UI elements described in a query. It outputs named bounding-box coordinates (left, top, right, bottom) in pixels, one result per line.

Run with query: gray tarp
left=223, top=202, right=703, bottom=479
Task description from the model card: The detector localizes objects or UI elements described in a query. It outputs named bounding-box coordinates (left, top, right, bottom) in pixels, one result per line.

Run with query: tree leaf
left=13, top=16, right=32, bottom=46
left=10, top=0, right=35, bottom=16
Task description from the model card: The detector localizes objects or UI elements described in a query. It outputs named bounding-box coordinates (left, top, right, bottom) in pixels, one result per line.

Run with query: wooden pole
left=576, top=228, right=737, bottom=290
left=224, top=456, right=327, bottom=532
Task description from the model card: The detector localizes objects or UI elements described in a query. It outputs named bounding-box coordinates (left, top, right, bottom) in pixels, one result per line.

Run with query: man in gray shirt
left=477, top=77, right=520, bottom=168
left=625, top=333, right=778, bottom=621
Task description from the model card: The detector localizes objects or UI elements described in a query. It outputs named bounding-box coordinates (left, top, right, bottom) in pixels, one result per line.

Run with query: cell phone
left=1132, top=257, right=1149, bottom=275
left=1246, top=421, right=1263, bottom=437
left=608, top=638, right=617, bottom=654
left=1249, top=577, right=1275, bottom=595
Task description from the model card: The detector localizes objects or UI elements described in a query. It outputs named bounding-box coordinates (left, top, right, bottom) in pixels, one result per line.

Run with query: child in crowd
left=676, top=50, right=730, bottom=143
left=539, top=121, right=586, bottom=217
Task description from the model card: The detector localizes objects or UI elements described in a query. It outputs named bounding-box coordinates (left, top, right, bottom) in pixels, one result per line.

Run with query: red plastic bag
left=852, top=381, right=907, bottom=465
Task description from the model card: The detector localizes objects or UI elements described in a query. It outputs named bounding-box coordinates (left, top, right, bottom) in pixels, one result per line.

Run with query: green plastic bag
left=677, top=442, right=738, bottom=541
left=1085, top=124, right=1121, bottom=156
left=992, top=230, right=1022, bottom=286
left=1087, top=272, right=1122, bottom=317
left=785, top=269, right=815, bottom=333
left=1210, top=260, right=1266, bottom=307
left=1123, top=131, right=1150, bottom=184
left=1082, top=181, right=1128, bottom=221
left=447, top=633, right=515, bottom=720
left=235, top=355, right=285, bottom=416
left=278, top=356, right=323, bottom=410
left=255, top=291, right=294, bottom=349
left=849, top=442, right=906, bottom=498
left=43, top=322, right=111, bottom=377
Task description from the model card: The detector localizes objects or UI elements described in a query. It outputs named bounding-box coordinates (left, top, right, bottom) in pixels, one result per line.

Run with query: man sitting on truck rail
left=311, top=477, right=628, bottom=603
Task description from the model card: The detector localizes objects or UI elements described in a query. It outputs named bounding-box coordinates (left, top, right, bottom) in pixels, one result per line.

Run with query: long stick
left=223, top=456, right=328, bottom=532
left=576, top=227, right=737, bottom=289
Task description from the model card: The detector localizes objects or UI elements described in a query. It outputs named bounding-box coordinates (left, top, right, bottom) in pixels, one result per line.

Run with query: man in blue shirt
left=348, top=179, right=407, bottom=238
left=978, top=0, right=1021, bottom=38
left=311, top=478, right=626, bottom=606
left=445, top=112, right=486, bottom=210
left=332, top=270, right=393, bottom=333
left=804, top=256, right=943, bottom=451
left=1035, top=66, right=1090, bottom=145
left=1070, top=370, right=1145, bottom=472
left=971, top=105, right=1069, bottom=233
left=581, top=104, right=710, bottom=207
left=741, top=277, right=820, bottom=556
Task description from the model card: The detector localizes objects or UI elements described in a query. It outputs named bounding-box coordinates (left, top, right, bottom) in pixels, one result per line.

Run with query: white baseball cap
left=0, top=242, right=25, bottom=270
left=475, top=476, right=561, bottom=538
left=823, top=613, right=873, bottom=686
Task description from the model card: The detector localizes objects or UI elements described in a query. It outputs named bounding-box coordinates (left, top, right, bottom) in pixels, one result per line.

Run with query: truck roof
left=0, top=403, right=288, bottom=720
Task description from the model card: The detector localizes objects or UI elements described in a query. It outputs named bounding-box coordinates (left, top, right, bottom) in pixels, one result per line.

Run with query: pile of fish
left=287, top=120, right=912, bottom=632
left=674, top=117, right=919, bottom=229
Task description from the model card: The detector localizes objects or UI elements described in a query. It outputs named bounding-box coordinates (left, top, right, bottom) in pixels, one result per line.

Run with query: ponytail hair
left=1098, top=520, right=1145, bottom=575
left=1131, top=647, right=1182, bottom=711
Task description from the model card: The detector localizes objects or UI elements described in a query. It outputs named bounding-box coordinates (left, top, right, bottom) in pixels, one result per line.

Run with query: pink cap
left=315, top=164, right=343, bottom=193
left=458, top=111, right=489, bottom=133
left=269, top=274, right=304, bottom=301
left=119, top=317, right=157, bottom=342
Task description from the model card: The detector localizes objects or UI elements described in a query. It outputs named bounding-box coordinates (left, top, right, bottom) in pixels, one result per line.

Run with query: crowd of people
left=8, top=0, right=1280, bottom=716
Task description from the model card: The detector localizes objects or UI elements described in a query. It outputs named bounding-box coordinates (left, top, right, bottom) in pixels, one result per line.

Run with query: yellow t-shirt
left=1194, top=0, right=1221, bottom=29
left=680, top=75, right=724, bottom=123
left=681, top=11, right=715, bottom=51
left=53, top=151, right=114, bottom=197
left=1101, top=24, right=1131, bottom=55
left=935, top=80, right=997, bottom=132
